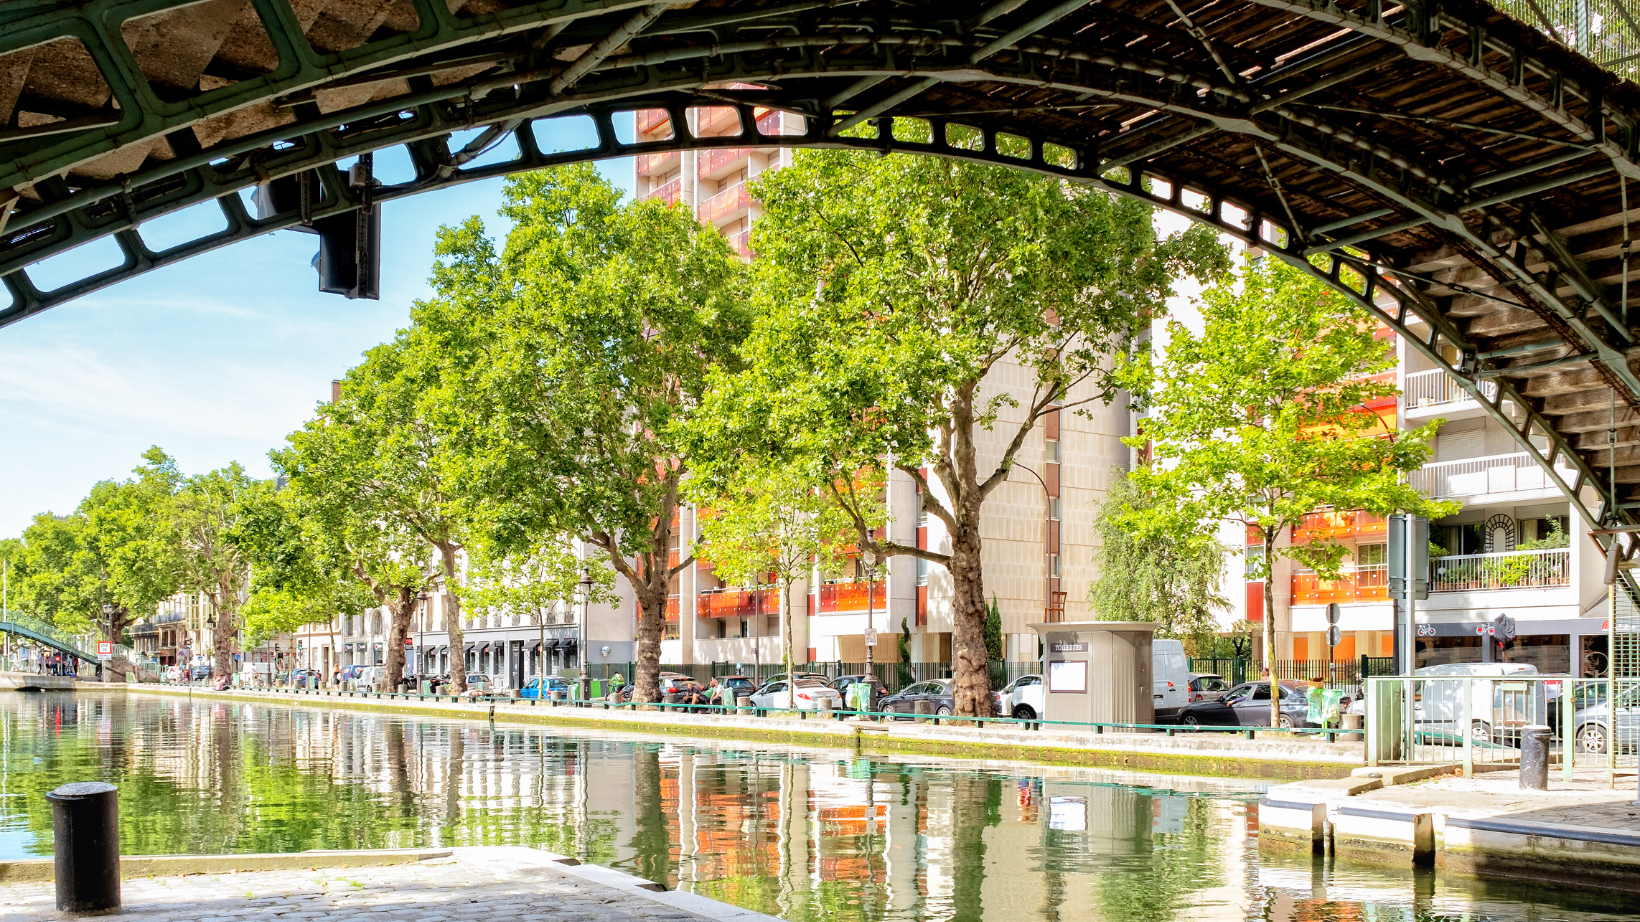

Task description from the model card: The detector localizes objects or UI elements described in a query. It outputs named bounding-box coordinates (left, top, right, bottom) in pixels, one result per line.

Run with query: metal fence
left=1364, top=675, right=1640, bottom=778
left=1185, top=657, right=1395, bottom=689
left=650, top=661, right=1040, bottom=692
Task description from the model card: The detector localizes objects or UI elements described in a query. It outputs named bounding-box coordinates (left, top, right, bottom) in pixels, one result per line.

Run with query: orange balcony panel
left=695, top=106, right=740, bottom=137
left=697, top=182, right=750, bottom=225
left=756, top=110, right=799, bottom=137
left=647, top=177, right=681, bottom=206
left=637, top=149, right=679, bottom=177
left=697, top=146, right=750, bottom=179
left=635, top=109, right=672, bottom=137
left=819, top=580, right=885, bottom=613
left=726, top=229, right=751, bottom=259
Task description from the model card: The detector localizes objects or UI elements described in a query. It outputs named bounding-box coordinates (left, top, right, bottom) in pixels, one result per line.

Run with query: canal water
left=0, top=692, right=1633, bottom=922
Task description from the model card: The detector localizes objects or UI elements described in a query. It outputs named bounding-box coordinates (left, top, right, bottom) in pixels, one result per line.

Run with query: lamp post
left=100, top=603, right=114, bottom=683
left=1010, top=463, right=1055, bottom=624
left=861, top=548, right=881, bottom=682
left=579, top=569, right=593, bottom=701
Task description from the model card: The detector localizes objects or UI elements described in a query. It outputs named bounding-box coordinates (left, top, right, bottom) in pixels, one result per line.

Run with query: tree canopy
left=695, top=147, right=1226, bottom=715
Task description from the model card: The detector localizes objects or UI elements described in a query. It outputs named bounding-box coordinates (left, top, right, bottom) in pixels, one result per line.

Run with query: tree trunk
left=1264, top=540, right=1279, bottom=728
left=782, top=577, right=795, bottom=708
left=383, top=588, right=414, bottom=692
left=633, top=573, right=665, bottom=705
left=438, top=543, right=468, bottom=694
left=949, top=514, right=993, bottom=717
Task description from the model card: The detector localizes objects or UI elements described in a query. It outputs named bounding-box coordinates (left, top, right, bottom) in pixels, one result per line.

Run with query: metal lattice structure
left=10, top=0, right=1640, bottom=562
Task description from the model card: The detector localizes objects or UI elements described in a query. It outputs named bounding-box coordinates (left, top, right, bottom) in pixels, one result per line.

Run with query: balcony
left=1409, top=451, right=1576, bottom=500
left=1292, top=509, right=1386, bottom=543
left=756, top=110, right=799, bottom=137
left=646, top=177, right=681, bottom=206
left=637, top=149, right=679, bottom=177
left=1291, top=565, right=1388, bottom=605
left=635, top=108, right=672, bottom=137
left=697, top=146, right=750, bottom=181
left=1404, top=368, right=1498, bottom=420
left=697, top=182, right=750, bottom=226
left=818, top=579, right=886, bottom=613
left=697, top=587, right=779, bottom=619
left=726, top=229, right=751, bottom=259
left=695, top=106, right=740, bottom=137
left=1431, top=548, right=1570, bottom=592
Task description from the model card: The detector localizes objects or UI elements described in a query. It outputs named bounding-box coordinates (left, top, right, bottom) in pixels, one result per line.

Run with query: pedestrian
left=706, top=677, right=721, bottom=708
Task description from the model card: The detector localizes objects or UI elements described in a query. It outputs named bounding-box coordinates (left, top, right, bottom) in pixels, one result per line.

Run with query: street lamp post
left=578, top=569, right=593, bottom=702
left=1010, top=463, right=1055, bottom=624
left=101, top=603, right=114, bottom=682
left=861, top=549, right=880, bottom=682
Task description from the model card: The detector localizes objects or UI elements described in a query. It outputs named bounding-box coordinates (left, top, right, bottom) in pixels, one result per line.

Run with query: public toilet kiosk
left=1029, top=622, right=1157, bottom=726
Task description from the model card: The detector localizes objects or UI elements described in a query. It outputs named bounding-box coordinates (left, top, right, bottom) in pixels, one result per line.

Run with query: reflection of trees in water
left=1094, top=796, right=1222, bottom=922
left=629, top=743, right=673, bottom=889
left=949, top=772, right=1002, bottom=922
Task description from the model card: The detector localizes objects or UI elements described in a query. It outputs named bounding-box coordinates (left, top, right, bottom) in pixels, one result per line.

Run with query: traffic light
left=312, top=206, right=380, bottom=300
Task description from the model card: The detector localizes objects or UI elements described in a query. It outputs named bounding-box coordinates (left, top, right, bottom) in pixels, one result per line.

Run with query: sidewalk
left=0, top=846, right=779, bottom=922
left=1360, top=768, right=1640, bottom=830
left=117, top=684, right=1366, bottom=780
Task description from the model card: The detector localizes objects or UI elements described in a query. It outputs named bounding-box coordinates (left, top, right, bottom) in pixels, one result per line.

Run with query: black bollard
left=1520, top=725, right=1551, bottom=791
left=46, top=782, right=120, bottom=914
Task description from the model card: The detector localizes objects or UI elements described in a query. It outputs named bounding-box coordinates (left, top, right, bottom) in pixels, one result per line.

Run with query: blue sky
left=0, top=130, right=632, bottom=538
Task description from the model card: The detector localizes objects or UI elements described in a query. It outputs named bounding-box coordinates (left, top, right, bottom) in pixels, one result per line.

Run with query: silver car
left=1573, top=683, right=1640, bottom=754
left=750, top=678, right=842, bottom=711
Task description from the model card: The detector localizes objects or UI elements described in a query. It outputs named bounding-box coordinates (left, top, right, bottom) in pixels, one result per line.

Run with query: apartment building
left=134, top=590, right=290, bottom=673
left=1228, top=320, right=1608, bottom=677
left=634, top=103, right=1130, bottom=672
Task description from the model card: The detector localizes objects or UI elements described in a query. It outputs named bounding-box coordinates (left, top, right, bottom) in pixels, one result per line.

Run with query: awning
left=478, top=642, right=491, bottom=653
left=464, top=643, right=475, bottom=653
left=528, top=641, right=542, bottom=653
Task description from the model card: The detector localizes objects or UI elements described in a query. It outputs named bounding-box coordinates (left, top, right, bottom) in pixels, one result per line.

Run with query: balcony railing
left=1291, top=564, right=1388, bottom=605
left=697, top=587, right=780, bottom=618
left=646, top=177, right=681, bottom=206
left=1404, top=368, right=1497, bottom=409
left=1431, top=548, right=1570, bottom=592
left=637, top=149, right=679, bottom=177
left=1409, top=451, right=1576, bottom=499
left=726, top=229, right=751, bottom=259
left=697, top=182, right=750, bottom=224
left=697, top=147, right=749, bottom=178
left=756, top=110, right=799, bottom=137
left=818, top=579, right=886, bottom=613
left=1292, top=509, right=1387, bottom=543
left=635, top=108, right=671, bottom=137
left=695, top=106, right=740, bottom=137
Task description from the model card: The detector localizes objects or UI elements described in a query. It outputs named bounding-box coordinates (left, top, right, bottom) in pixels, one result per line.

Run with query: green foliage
left=983, top=597, right=1004, bottom=661
left=466, top=537, right=617, bottom=625
left=6, top=448, right=184, bottom=643
left=232, top=480, right=374, bottom=647
left=1122, top=258, right=1455, bottom=719
left=694, top=147, right=1226, bottom=715
left=407, top=163, right=748, bottom=702
left=164, top=451, right=262, bottom=673
left=1089, top=471, right=1229, bottom=653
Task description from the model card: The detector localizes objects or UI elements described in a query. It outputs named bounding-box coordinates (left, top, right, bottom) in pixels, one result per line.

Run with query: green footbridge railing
left=0, top=609, right=101, bottom=664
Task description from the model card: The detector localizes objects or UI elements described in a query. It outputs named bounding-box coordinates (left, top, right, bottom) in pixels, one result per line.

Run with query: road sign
left=864, top=628, right=878, bottom=647
left=1327, top=625, right=1342, bottom=647
left=1325, top=602, right=1341, bottom=625
left=96, top=640, right=112, bottom=658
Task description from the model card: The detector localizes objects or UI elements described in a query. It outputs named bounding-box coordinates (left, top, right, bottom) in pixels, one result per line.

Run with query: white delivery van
left=1152, top=639, right=1190, bottom=720
left=1413, top=662, right=1545, bottom=744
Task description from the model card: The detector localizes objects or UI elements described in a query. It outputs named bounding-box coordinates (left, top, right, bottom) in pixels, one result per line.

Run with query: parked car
left=763, top=672, right=831, bottom=687
left=519, top=676, right=572, bottom=700
left=1176, top=681, right=1313, bottom=728
left=830, top=674, right=888, bottom=710
left=713, top=675, right=758, bottom=704
left=750, top=678, right=842, bottom=711
left=1188, top=673, right=1231, bottom=704
left=190, top=664, right=211, bottom=681
left=1152, top=639, right=1190, bottom=720
left=1413, top=662, right=1544, bottom=744
left=290, top=668, right=321, bottom=689
left=1572, top=682, right=1640, bottom=754
left=460, top=673, right=501, bottom=698
left=994, top=674, right=1044, bottom=721
left=880, top=679, right=956, bottom=718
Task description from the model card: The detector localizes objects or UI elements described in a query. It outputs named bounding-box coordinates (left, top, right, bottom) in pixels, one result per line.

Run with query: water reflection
left=0, top=692, right=1634, bottom=921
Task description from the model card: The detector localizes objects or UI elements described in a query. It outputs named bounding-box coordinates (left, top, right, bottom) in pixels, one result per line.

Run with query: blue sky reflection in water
left=0, top=692, right=1634, bottom=922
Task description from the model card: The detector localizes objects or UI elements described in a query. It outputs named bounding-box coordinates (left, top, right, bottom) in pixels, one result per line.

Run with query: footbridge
left=7, top=0, right=1640, bottom=550
left=0, top=609, right=100, bottom=664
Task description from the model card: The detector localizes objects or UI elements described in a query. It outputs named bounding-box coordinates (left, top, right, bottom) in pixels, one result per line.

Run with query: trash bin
left=1520, top=724, right=1552, bottom=790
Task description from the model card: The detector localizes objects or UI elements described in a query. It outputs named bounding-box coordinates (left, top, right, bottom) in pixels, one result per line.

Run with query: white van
left=1413, top=662, right=1545, bottom=744
left=1152, top=640, right=1190, bottom=720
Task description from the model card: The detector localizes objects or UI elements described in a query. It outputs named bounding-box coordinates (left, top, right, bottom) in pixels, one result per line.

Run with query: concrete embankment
left=1257, top=766, right=1640, bottom=890
left=0, top=845, right=781, bottom=922
left=114, top=683, right=1362, bottom=779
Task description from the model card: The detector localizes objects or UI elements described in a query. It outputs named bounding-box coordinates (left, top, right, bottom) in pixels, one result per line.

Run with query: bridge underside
left=7, top=0, right=1640, bottom=549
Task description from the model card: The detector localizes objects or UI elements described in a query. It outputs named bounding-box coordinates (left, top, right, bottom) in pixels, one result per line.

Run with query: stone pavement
left=1358, top=768, right=1640, bottom=830
left=0, top=847, right=780, bottom=922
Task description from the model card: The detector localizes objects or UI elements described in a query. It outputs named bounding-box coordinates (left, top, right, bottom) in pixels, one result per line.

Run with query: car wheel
left=1277, top=715, right=1294, bottom=729
left=1578, top=723, right=1608, bottom=755
left=1013, top=705, right=1037, bottom=721
left=1471, top=720, right=1493, bottom=745
left=936, top=706, right=953, bottom=717
left=1181, top=713, right=1200, bottom=726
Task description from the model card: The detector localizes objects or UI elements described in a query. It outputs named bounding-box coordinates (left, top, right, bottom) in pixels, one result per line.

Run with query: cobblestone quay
left=0, top=847, right=778, bottom=922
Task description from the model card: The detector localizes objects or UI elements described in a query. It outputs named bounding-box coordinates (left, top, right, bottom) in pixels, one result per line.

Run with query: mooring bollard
left=663, top=692, right=679, bottom=711
left=1520, top=724, right=1551, bottom=790
left=46, top=782, right=120, bottom=914
left=736, top=695, right=752, bottom=716
left=914, top=699, right=935, bottom=724
left=817, top=698, right=833, bottom=720
left=1341, top=712, right=1364, bottom=743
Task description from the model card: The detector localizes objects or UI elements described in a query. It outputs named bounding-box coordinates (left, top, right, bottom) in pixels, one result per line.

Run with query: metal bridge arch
left=4, top=0, right=1640, bottom=561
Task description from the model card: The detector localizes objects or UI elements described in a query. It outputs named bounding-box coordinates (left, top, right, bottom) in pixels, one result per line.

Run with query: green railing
left=0, top=608, right=101, bottom=662
left=1494, top=0, right=1640, bottom=82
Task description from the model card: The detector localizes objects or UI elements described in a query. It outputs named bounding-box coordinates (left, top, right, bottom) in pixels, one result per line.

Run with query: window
left=1050, top=497, right=1061, bottom=520
left=1046, top=439, right=1060, bottom=462
left=917, top=558, right=929, bottom=585
left=1245, top=545, right=1265, bottom=580
left=1358, top=544, right=1387, bottom=567
left=917, top=505, right=929, bottom=528
left=766, top=613, right=780, bottom=635
left=1050, top=554, right=1061, bottom=578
